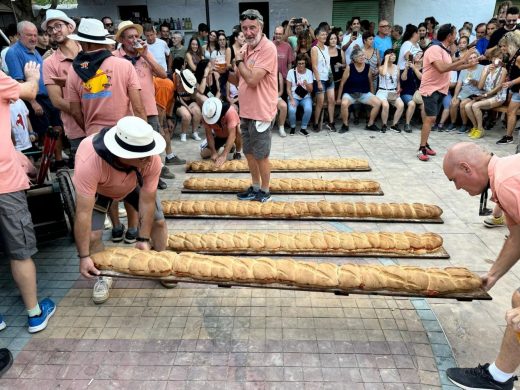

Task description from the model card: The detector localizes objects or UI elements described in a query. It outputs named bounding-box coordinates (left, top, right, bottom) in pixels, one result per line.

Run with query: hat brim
left=203, top=101, right=222, bottom=125
left=175, top=69, right=195, bottom=94
left=115, top=24, right=144, bottom=42
left=41, top=16, right=76, bottom=32
left=103, top=125, right=166, bottom=159
left=68, top=34, right=115, bottom=45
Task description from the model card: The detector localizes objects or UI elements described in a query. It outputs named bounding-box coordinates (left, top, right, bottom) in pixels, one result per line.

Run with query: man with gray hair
left=229, top=9, right=277, bottom=203
left=5, top=20, right=65, bottom=168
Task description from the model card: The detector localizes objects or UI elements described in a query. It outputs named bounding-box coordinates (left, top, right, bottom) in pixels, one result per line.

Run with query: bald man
left=443, top=142, right=519, bottom=390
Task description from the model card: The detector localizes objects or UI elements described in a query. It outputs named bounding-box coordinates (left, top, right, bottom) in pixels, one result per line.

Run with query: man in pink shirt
left=229, top=9, right=278, bottom=203
left=0, top=62, right=56, bottom=341
left=418, top=24, right=477, bottom=161
left=443, top=142, right=520, bottom=390
left=273, top=26, right=294, bottom=79
left=66, top=18, right=146, bottom=135
left=73, top=116, right=168, bottom=301
left=41, top=10, right=85, bottom=167
left=113, top=20, right=173, bottom=190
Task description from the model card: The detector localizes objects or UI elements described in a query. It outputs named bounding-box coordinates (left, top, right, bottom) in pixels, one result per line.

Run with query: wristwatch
left=235, top=59, right=244, bottom=67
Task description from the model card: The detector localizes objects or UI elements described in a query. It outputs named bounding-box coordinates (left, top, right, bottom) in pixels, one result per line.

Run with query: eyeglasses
left=46, top=22, right=65, bottom=34
left=104, top=23, right=113, bottom=27
left=297, top=62, right=306, bottom=65
left=240, top=12, right=261, bottom=21
left=379, top=24, right=390, bottom=28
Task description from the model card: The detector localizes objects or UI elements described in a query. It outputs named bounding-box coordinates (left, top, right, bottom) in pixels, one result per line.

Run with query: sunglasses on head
left=240, top=13, right=260, bottom=21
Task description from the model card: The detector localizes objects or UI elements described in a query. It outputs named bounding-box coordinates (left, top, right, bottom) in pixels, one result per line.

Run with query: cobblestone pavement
left=1, top=120, right=518, bottom=389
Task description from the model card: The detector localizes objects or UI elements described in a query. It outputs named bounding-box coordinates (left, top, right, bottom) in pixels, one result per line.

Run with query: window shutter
left=332, top=0, right=380, bottom=30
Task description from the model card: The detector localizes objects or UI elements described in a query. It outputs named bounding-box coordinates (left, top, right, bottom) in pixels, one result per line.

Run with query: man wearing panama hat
left=72, top=116, right=168, bottom=300
left=42, top=9, right=85, bottom=167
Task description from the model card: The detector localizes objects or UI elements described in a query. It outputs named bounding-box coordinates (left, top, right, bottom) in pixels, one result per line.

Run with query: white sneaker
left=104, top=216, right=112, bottom=230
left=180, top=133, right=187, bottom=142
left=279, top=128, right=287, bottom=137
left=118, top=205, right=127, bottom=218
left=191, top=132, right=201, bottom=141
left=92, top=276, right=113, bottom=304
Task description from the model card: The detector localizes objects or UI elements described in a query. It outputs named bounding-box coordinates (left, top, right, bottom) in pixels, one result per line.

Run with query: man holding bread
left=73, top=116, right=168, bottom=303
left=229, top=9, right=278, bottom=203
left=443, top=142, right=519, bottom=390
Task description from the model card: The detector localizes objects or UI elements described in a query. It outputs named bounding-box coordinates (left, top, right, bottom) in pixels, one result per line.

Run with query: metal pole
left=10, top=0, right=19, bottom=24
left=205, top=0, right=210, bottom=29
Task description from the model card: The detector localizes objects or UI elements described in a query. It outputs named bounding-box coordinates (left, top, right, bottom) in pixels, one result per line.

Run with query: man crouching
left=73, top=116, right=168, bottom=303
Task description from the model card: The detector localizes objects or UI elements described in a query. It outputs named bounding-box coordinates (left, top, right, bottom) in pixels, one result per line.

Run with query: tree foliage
left=0, top=0, right=59, bottom=23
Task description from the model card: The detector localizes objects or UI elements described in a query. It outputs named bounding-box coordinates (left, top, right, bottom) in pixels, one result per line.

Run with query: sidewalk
left=0, top=123, right=517, bottom=389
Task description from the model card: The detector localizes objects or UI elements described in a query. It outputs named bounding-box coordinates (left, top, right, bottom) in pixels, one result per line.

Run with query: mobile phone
left=294, top=18, right=302, bottom=24
left=407, top=53, right=413, bottom=61
left=352, top=32, right=358, bottom=39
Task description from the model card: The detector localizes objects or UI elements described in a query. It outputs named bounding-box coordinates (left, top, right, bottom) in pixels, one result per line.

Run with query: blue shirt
left=374, top=35, right=392, bottom=59
left=5, top=41, right=47, bottom=96
left=476, top=38, right=489, bottom=56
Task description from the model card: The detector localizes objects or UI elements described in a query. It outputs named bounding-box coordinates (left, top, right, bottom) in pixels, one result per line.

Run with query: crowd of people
left=2, top=3, right=520, bottom=389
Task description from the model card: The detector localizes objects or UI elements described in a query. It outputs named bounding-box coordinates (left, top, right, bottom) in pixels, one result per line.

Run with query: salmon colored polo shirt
left=489, top=154, right=520, bottom=227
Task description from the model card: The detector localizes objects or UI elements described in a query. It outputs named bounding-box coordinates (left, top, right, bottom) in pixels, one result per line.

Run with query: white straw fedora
left=175, top=68, right=196, bottom=94
left=68, top=18, right=115, bottom=45
left=202, top=97, right=223, bottom=125
left=41, top=9, right=76, bottom=31
left=104, top=116, right=165, bottom=159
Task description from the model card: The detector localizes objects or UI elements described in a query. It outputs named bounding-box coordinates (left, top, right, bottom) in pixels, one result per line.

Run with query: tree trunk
left=0, top=0, right=58, bottom=24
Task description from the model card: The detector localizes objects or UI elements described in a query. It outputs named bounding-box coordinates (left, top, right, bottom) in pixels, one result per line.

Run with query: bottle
left=181, top=18, right=185, bottom=30
left=177, top=18, right=181, bottom=30
left=169, top=17, right=174, bottom=30
left=187, top=17, right=192, bottom=30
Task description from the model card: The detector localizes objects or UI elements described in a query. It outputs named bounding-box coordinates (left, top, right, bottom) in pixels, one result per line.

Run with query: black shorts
left=26, top=94, right=63, bottom=136
left=422, top=91, right=446, bottom=117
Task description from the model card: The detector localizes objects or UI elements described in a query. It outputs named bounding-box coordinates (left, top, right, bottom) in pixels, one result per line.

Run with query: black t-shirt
left=487, top=26, right=518, bottom=51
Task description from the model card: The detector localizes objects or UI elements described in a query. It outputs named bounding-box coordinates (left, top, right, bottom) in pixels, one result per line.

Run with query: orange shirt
left=238, top=35, right=278, bottom=122
left=43, top=43, right=86, bottom=140
left=419, top=45, right=452, bottom=96
left=113, top=48, right=158, bottom=117
left=0, top=71, right=30, bottom=194
left=489, top=154, right=520, bottom=226
left=203, top=106, right=240, bottom=138
left=153, top=76, right=175, bottom=114
left=73, top=134, right=161, bottom=200
left=66, top=56, right=141, bottom=136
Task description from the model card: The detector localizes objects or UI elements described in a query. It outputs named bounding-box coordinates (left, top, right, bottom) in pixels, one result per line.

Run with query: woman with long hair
left=229, top=30, right=245, bottom=66
left=362, top=31, right=380, bottom=93
left=498, top=31, right=520, bottom=143
left=398, top=24, right=421, bottom=70
left=417, top=23, right=431, bottom=51
left=376, top=48, right=404, bottom=132
left=327, top=31, right=345, bottom=99
left=202, top=30, right=218, bottom=60
left=295, top=32, right=312, bottom=61
left=185, top=37, right=203, bottom=72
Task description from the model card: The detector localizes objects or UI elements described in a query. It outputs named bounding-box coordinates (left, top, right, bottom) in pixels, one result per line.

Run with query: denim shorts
left=342, top=92, right=374, bottom=104
left=401, top=94, right=413, bottom=105
left=511, top=92, right=520, bottom=103
left=442, top=93, right=452, bottom=109
left=313, top=79, right=334, bottom=94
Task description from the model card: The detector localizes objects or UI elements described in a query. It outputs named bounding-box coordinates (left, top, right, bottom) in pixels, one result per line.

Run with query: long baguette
left=161, top=200, right=443, bottom=219
left=183, top=178, right=381, bottom=193
left=167, top=231, right=443, bottom=255
left=186, top=158, right=370, bottom=172
left=91, top=248, right=481, bottom=295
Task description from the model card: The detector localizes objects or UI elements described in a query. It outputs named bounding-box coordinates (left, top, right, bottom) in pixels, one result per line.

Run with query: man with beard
left=42, top=10, right=85, bottom=166
left=229, top=9, right=277, bottom=203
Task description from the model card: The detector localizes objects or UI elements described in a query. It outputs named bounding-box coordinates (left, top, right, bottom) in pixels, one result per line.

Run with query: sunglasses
left=104, top=23, right=113, bottom=27
left=240, top=13, right=261, bottom=21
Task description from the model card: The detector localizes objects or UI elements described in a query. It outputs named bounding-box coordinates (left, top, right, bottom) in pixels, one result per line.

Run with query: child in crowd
left=10, top=99, right=36, bottom=152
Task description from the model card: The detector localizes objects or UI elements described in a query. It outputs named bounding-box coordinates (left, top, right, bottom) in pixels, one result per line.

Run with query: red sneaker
left=417, top=149, right=430, bottom=161
left=425, top=144, right=437, bottom=156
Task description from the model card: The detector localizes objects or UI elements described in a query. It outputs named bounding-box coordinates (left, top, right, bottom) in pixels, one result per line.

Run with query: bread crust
left=183, top=178, right=381, bottom=193
left=92, top=248, right=481, bottom=295
left=167, top=231, right=444, bottom=255
left=161, top=200, right=443, bottom=219
left=186, top=158, right=370, bottom=172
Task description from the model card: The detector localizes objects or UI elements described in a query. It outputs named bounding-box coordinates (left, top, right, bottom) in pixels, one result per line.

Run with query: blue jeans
left=288, top=95, right=313, bottom=129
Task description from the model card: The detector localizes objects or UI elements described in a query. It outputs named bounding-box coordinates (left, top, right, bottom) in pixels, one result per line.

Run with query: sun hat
left=68, top=18, right=115, bottom=45
left=115, top=20, right=143, bottom=42
left=202, top=97, right=223, bottom=125
left=41, top=9, right=76, bottom=32
left=104, top=116, right=165, bottom=159
left=175, top=68, right=197, bottom=94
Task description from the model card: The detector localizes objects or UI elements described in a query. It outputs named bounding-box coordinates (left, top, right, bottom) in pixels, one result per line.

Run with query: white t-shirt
left=147, top=39, right=169, bottom=71
left=286, top=68, right=313, bottom=96
left=10, top=99, right=32, bottom=151
left=342, top=33, right=364, bottom=65
left=1, top=46, right=10, bottom=74
left=397, top=40, right=422, bottom=70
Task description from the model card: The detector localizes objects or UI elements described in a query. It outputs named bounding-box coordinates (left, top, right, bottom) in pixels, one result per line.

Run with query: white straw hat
left=202, top=97, right=223, bottom=125
left=41, top=9, right=76, bottom=31
left=104, top=116, right=165, bottom=159
left=175, top=68, right=197, bottom=94
left=68, top=18, right=115, bottom=45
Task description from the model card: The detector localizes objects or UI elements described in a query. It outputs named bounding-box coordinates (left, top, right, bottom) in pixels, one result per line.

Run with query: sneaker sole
left=124, top=238, right=137, bottom=244
left=92, top=292, right=109, bottom=304
left=237, top=195, right=257, bottom=201
left=483, top=222, right=505, bottom=228
left=447, top=376, right=493, bottom=390
left=160, top=280, right=179, bottom=289
left=112, top=237, right=124, bottom=243
left=0, top=321, right=5, bottom=331
left=28, top=305, right=56, bottom=333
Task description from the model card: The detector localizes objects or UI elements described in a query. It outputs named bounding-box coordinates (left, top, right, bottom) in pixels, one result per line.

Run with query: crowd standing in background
left=2, top=2, right=520, bottom=388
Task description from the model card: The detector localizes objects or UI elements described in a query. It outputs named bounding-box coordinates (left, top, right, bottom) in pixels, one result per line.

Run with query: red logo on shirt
left=80, top=61, right=89, bottom=69
left=16, top=114, right=25, bottom=130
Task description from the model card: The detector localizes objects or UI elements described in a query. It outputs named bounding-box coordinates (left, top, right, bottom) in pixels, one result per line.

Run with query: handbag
left=412, top=90, right=423, bottom=104
left=293, top=69, right=308, bottom=98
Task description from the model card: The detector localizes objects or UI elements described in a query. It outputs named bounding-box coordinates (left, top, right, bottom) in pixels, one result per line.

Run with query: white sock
left=488, top=362, right=514, bottom=383
left=279, top=126, right=284, bottom=132
left=27, top=304, right=41, bottom=317
left=166, top=153, right=175, bottom=159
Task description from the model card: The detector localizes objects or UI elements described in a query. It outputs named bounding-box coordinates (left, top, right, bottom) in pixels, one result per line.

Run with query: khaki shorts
left=0, top=191, right=37, bottom=260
